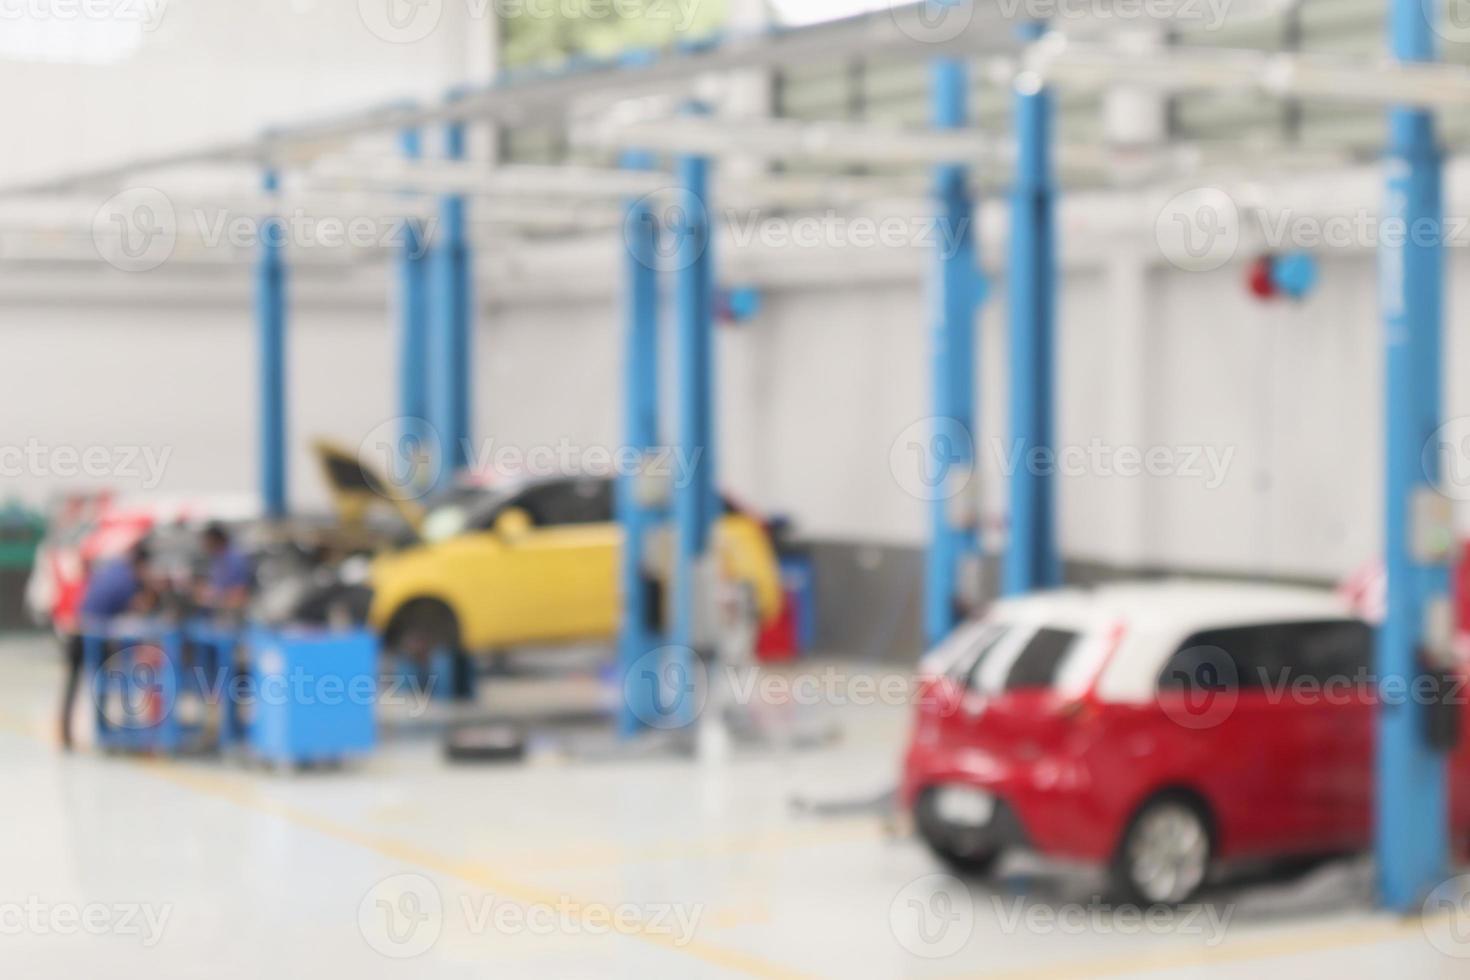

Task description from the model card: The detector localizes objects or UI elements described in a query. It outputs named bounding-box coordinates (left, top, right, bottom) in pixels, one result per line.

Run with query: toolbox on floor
left=246, top=626, right=378, bottom=766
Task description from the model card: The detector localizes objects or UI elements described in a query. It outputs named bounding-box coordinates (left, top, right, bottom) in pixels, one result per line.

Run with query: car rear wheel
left=914, top=788, right=1002, bottom=876
left=1111, top=796, right=1213, bottom=905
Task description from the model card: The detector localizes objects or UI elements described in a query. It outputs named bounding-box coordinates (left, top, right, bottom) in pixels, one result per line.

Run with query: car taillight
left=1059, top=699, right=1101, bottom=726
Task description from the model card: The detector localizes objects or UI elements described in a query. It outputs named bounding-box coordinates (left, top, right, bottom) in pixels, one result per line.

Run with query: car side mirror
left=493, top=508, right=532, bottom=542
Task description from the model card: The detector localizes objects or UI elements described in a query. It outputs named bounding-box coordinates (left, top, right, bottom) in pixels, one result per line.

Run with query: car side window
left=1280, top=620, right=1373, bottom=686
left=1160, top=625, right=1271, bottom=693
left=1161, top=620, right=1372, bottom=694
left=948, top=626, right=1010, bottom=688
left=1002, top=628, right=1080, bottom=691
left=510, top=480, right=614, bottom=527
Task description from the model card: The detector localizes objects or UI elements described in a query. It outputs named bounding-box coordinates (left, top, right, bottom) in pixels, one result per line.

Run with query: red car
left=901, top=581, right=1470, bottom=904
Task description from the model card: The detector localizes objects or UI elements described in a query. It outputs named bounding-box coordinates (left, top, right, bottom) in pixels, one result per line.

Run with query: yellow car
left=314, top=444, right=783, bottom=657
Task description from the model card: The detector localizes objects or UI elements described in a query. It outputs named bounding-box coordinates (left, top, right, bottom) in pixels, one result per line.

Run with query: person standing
left=60, top=543, right=156, bottom=750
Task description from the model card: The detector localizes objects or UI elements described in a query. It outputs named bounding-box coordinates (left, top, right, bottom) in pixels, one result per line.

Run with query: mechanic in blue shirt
left=60, top=543, right=156, bottom=750
left=197, top=522, right=253, bottom=615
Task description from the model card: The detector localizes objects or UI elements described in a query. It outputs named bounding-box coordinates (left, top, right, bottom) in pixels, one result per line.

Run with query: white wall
left=0, top=0, right=492, bottom=186
left=6, top=243, right=1465, bottom=586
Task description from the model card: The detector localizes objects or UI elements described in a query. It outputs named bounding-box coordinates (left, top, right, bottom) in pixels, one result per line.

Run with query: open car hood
left=312, top=439, right=426, bottom=540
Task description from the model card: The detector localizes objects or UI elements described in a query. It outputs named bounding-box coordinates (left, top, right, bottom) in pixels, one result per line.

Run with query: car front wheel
left=1111, top=796, right=1213, bottom=905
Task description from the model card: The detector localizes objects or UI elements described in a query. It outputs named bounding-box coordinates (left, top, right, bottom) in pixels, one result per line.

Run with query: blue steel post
left=398, top=129, right=431, bottom=460
left=670, top=122, right=715, bottom=729
left=430, top=112, right=473, bottom=485
left=1005, top=23, right=1060, bottom=596
left=1378, top=0, right=1449, bottom=912
left=924, top=59, right=981, bottom=647
left=256, top=167, right=288, bottom=519
left=618, top=148, right=664, bottom=736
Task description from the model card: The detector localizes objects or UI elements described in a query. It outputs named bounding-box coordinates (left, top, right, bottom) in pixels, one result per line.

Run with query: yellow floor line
left=134, top=761, right=816, bottom=980
left=0, top=710, right=810, bottom=979
left=1, top=708, right=1450, bottom=979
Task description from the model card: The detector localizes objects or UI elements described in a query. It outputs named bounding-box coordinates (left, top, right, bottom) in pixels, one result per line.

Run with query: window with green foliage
left=499, top=0, right=729, bottom=70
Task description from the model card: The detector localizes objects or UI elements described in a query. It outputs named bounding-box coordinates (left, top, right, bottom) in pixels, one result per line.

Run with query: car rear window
left=1003, top=628, right=1081, bottom=691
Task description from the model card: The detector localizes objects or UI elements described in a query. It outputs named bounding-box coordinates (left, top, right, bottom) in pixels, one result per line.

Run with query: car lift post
left=1004, top=22, right=1060, bottom=596
left=1378, top=0, right=1451, bottom=913
left=398, top=126, right=431, bottom=453
left=256, top=166, right=288, bottom=520
left=924, top=58, right=982, bottom=647
left=618, top=146, right=666, bottom=736
left=670, top=108, right=716, bottom=730
left=429, top=97, right=474, bottom=487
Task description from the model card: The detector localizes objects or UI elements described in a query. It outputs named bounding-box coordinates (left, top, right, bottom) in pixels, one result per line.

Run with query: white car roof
left=962, top=579, right=1357, bottom=704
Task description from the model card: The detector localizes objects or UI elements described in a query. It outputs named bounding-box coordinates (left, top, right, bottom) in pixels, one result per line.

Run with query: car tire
left=1110, top=794, right=1214, bottom=906
left=388, top=599, right=462, bottom=664
left=914, top=789, right=1002, bottom=877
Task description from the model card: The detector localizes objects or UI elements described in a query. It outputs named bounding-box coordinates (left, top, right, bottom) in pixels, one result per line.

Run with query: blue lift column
left=429, top=109, right=474, bottom=484
left=1377, top=0, right=1451, bottom=913
left=256, top=167, right=288, bottom=520
left=398, top=128, right=431, bottom=450
left=618, top=148, right=665, bottom=736
left=670, top=123, right=716, bottom=728
left=1004, top=24, right=1060, bottom=596
left=924, top=59, right=982, bottom=647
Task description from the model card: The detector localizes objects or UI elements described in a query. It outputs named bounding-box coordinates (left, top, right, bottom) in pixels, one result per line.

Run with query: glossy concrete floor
left=0, top=635, right=1465, bottom=979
